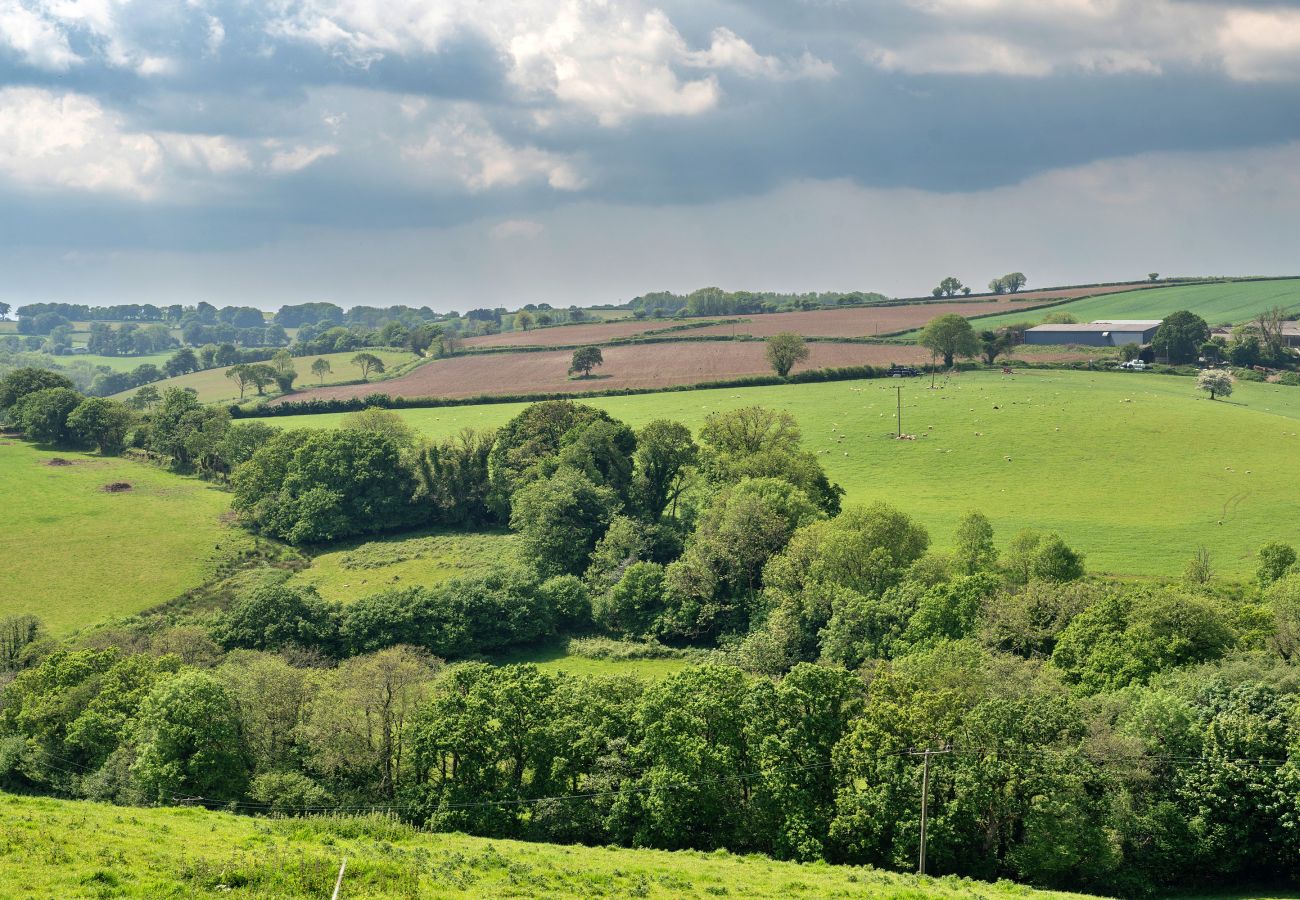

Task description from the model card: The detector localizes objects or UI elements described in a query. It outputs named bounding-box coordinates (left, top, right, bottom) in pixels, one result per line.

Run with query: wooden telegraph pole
left=916, top=747, right=950, bottom=876
left=896, top=385, right=902, bottom=438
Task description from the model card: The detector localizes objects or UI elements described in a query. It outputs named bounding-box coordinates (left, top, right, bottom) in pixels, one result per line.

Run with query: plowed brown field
left=276, top=342, right=1092, bottom=404
left=462, top=283, right=1153, bottom=348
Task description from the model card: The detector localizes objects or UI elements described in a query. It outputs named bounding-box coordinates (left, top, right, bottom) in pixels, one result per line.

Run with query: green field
left=959, top=278, right=1300, bottom=333
left=66, top=351, right=177, bottom=372
left=492, top=640, right=699, bottom=679
left=0, top=792, right=1094, bottom=899
left=283, top=371, right=1300, bottom=577
left=0, top=442, right=250, bottom=634
left=113, top=349, right=418, bottom=405
left=288, top=528, right=517, bottom=603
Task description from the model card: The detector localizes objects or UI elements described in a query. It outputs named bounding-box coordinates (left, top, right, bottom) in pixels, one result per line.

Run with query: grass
left=25, top=351, right=179, bottom=373
left=287, top=528, right=517, bottom=603
left=0, top=792, right=1098, bottom=899
left=956, top=278, right=1300, bottom=334
left=0, top=441, right=251, bottom=635
left=284, top=370, right=1300, bottom=577
left=113, top=349, right=418, bottom=405
left=491, top=639, right=701, bottom=679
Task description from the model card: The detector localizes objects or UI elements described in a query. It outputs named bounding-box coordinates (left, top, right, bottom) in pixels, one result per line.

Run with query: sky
left=2, top=0, right=1300, bottom=311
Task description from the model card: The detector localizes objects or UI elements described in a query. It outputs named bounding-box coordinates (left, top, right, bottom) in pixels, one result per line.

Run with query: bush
left=214, top=584, right=341, bottom=653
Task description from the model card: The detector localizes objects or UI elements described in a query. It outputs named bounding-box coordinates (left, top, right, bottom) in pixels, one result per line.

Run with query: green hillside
left=960, top=278, right=1300, bottom=333
left=0, top=792, right=1099, bottom=899
left=114, top=349, right=418, bottom=405
left=0, top=441, right=251, bottom=633
left=283, top=370, right=1300, bottom=577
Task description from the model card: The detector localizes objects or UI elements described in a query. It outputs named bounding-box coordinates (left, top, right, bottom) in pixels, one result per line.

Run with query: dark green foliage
left=699, top=406, right=843, bottom=514
left=1257, top=541, right=1297, bottom=586
left=487, top=400, right=625, bottom=514
left=509, top=469, right=620, bottom=577
left=0, top=367, right=74, bottom=414
left=67, top=398, right=135, bottom=454
left=13, top=387, right=83, bottom=445
left=631, top=419, right=697, bottom=521
left=1152, top=310, right=1211, bottom=364
left=568, top=345, right=604, bottom=377
left=1001, top=530, right=1085, bottom=585
left=594, top=561, right=666, bottom=639
left=232, top=429, right=418, bottom=544
left=414, top=428, right=499, bottom=526
left=131, top=671, right=248, bottom=801
left=214, top=584, right=341, bottom=653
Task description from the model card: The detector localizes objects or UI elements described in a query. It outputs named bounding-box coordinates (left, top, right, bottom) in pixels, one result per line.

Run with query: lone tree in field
left=514, top=310, right=535, bottom=332
left=1148, top=272, right=1160, bottom=282
left=311, top=357, right=332, bottom=384
left=1197, top=368, right=1234, bottom=400
left=1153, top=310, right=1210, bottom=364
left=569, top=346, right=604, bottom=378
left=919, top=313, right=978, bottom=368
left=934, top=276, right=965, bottom=297
left=766, top=331, right=810, bottom=377
left=352, top=352, right=385, bottom=381
left=226, top=364, right=253, bottom=400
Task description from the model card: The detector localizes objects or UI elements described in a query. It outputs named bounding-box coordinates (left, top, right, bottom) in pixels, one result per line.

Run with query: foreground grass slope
left=0, top=441, right=250, bottom=633
left=114, top=349, right=417, bottom=405
left=289, top=370, right=1300, bottom=576
left=0, top=792, right=1098, bottom=899
left=962, top=278, right=1300, bottom=333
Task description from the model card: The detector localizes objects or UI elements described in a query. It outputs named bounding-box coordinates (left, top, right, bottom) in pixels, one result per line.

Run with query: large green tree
left=130, top=671, right=247, bottom=801
left=918, top=314, right=978, bottom=368
left=1152, top=310, right=1210, bottom=364
left=13, top=387, right=83, bottom=445
left=766, top=331, right=810, bottom=377
left=509, top=468, right=621, bottom=577
left=0, top=367, right=74, bottom=416
left=67, top=398, right=134, bottom=454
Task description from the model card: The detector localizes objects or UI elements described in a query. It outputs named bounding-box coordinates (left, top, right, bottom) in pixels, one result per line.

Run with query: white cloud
left=268, top=0, right=831, bottom=125
left=1218, top=9, right=1300, bottom=82
left=685, top=27, right=836, bottom=81
left=860, top=0, right=1300, bottom=80
left=490, top=218, right=544, bottom=239
left=402, top=109, right=585, bottom=191
left=266, top=143, right=339, bottom=173
left=0, top=0, right=80, bottom=69
left=0, top=87, right=351, bottom=197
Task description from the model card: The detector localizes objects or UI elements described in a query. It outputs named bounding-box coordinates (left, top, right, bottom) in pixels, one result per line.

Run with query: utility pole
left=896, top=385, right=902, bottom=438
left=918, top=749, right=931, bottom=875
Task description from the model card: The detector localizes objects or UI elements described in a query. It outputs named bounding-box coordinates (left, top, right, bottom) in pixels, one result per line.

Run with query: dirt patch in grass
left=101, top=482, right=133, bottom=492
left=44, top=457, right=75, bottom=466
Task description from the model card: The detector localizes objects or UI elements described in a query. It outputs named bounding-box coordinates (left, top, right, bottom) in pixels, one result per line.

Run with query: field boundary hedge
left=232, top=364, right=888, bottom=417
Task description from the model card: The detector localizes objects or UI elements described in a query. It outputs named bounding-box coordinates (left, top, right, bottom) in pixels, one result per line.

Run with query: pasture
left=284, top=370, right=1300, bottom=577
left=0, top=792, right=1093, bottom=899
left=67, top=351, right=177, bottom=372
left=962, top=278, right=1300, bottom=333
left=114, top=348, right=417, bottom=405
left=0, top=441, right=249, bottom=634
left=288, top=528, right=516, bottom=603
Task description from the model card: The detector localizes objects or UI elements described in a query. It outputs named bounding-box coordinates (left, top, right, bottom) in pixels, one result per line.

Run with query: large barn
left=1023, top=319, right=1162, bottom=347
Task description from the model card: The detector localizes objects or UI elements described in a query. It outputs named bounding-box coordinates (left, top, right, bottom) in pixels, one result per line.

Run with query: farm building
left=1024, top=319, right=1161, bottom=347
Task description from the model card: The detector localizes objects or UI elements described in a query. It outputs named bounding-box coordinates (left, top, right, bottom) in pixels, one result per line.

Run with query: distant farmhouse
left=1024, top=319, right=1162, bottom=347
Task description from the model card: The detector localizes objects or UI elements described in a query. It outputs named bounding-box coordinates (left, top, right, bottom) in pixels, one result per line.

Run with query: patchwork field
left=284, top=370, right=1300, bottom=577
left=961, top=278, right=1300, bottom=334
left=275, top=342, right=938, bottom=402
left=0, top=441, right=250, bottom=634
left=465, top=284, right=1150, bottom=349
left=115, top=348, right=417, bottom=405
left=63, top=351, right=178, bottom=372
left=287, top=529, right=516, bottom=603
left=0, top=792, right=1093, bottom=900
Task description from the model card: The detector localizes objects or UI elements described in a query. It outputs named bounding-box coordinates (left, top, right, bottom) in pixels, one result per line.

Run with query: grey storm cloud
left=1, top=0, right=1299, bottom=306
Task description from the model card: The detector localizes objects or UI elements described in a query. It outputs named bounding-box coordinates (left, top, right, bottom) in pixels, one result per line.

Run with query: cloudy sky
left=2, top=0, right=1300, bottom=310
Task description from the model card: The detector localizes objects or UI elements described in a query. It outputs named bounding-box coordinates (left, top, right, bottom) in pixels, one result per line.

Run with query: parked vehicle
left=1120, top=359, right=1147, bottom=370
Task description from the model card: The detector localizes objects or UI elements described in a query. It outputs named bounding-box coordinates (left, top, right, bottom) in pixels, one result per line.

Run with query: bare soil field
left=462, top=283, right=1152, bottom=348
left=276, top=341, right=1092, bottom=403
